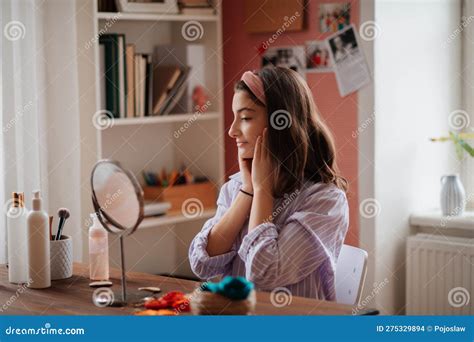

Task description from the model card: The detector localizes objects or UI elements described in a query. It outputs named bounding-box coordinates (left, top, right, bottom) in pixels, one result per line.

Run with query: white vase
left=440, top=174, right=466, bottom=216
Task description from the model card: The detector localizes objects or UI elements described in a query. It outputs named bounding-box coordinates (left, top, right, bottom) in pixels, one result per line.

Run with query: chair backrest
left=335, top=244, right=368, bottom=305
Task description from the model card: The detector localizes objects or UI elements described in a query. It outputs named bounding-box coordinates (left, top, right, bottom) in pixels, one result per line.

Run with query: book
left=140, top=56, right=146, bottom=117
left=99, top=34, right=119, bottom=118
left=159, top=67, right=191, bottom=116
left=117, top=34, right=127, bottom=118
left=99, top=34, right=128, bottom=118
left=154, top=44, right=206, bottom=113
left=152, top=66, right=182, bottom=115
left=181, top=7, right=215, bottom=15
left=143, top=54, right=153, bottom=116
left=125, top=44, right=135, bottom=118
left=134, top=53, right=141, bottom=117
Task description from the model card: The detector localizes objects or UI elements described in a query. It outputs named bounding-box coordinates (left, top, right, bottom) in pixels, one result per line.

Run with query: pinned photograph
left=261, top=46, right=306, bottom=76
left=319, top=2, right=351, bottom=33
left=327, top=25, right=371, bottom=97
left=306, top=40, right=332, bottom=72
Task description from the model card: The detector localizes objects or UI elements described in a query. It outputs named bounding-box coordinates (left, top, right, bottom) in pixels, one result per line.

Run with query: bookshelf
left=92, top=0, right=224, bottom=277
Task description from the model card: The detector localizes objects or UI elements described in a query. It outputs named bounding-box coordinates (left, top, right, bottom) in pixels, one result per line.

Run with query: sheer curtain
left=1, top=0, right=83, bottom=263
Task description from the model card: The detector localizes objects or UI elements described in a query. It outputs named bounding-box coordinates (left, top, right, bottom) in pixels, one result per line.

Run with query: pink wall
left=222, top=0, right=360, bottom=246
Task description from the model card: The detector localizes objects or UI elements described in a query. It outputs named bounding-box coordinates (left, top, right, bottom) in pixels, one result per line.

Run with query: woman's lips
left=237, top=141, right=247, bottom=147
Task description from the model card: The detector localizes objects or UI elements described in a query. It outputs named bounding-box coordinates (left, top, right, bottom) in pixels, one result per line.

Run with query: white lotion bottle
left=27, top=190, right=51, bottom=289
left=89, top=213, right=109, bottom=281
left=7, top=192, right=29, bottom=284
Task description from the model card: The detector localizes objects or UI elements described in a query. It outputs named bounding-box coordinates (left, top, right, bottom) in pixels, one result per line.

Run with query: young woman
left=189, top=67, right=349, bottom=300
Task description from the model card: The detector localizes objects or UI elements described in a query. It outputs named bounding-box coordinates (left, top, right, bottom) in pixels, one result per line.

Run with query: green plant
left=430, top=132, right=474, bottom=160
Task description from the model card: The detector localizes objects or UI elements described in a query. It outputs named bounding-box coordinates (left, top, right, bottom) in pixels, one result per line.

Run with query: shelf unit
left=92, top=1, right=224, bottom=277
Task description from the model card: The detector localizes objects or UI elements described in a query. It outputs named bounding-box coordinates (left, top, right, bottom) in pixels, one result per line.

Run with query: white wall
left=371, top=0, right=462, bottom=314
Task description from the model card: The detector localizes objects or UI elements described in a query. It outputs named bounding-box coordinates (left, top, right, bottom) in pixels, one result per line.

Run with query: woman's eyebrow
left=236, top=107, right=256, bottom=114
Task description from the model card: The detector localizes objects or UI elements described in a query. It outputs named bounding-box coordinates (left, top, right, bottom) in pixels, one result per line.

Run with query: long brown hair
left=235, top=66, right=348, bottom=197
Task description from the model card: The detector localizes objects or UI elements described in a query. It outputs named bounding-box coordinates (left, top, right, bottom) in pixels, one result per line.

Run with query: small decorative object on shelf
left=192, top=85, right=209, bottom=113
left=440, top=174, right=466, bottom=216
left=430, top=132, right=473, bottom=216
left=116, top=0, right=179, bottom=14
left=190, top=277, right=256, bottom=315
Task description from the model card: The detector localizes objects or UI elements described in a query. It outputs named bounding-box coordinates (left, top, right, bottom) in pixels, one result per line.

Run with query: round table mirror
left=91, top=159, right=144, bottom=306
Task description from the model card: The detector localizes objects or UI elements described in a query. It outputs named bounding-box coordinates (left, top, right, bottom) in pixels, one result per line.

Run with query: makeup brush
left=49, top=216, right=53, bottom=240
left=55, top=208, right=70, bottom=241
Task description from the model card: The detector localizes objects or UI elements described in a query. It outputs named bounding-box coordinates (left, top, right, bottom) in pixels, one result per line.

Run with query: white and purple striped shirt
left=188, top=172, right=349, bottom=300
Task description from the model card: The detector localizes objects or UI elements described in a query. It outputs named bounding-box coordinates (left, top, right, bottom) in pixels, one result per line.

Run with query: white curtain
left=1, top=0, right=82, bottom=263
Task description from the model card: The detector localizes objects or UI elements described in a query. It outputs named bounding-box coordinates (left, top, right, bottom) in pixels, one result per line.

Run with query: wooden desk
left=0, top=263, right=374, bottom=315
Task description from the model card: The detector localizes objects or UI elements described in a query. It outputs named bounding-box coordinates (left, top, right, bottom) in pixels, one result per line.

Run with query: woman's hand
left=238, top=156, right=253, bottom=194
left=252, top=127, right=273, bottom=195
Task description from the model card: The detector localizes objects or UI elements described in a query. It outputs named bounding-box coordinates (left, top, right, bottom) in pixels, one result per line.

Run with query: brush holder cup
left=50, top=235, right=73, bottom=280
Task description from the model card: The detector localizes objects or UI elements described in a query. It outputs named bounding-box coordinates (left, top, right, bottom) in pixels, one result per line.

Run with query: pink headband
left=241, top=71, right=266, bottom=106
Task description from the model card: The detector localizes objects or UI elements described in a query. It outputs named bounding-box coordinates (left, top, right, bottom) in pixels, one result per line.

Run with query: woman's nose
left=228, top=119, right=240, bottom=139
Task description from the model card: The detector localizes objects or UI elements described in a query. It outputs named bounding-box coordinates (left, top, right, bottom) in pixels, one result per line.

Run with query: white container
left=50, top=235, right=73, bottom=280
left=89, top=213, right=109, bottom=281
left=7, top=192, right=29, bottom=284
left=440, top=174, right=466, bottom=216
left=27, top=190, right=51, bottom=289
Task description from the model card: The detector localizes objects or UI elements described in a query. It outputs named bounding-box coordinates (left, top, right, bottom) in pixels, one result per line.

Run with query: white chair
left=335, top=244, right=368, bottom=305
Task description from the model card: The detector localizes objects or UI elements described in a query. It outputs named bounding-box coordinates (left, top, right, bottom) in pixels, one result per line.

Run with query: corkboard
left=244, top=0, right=304, bottom=33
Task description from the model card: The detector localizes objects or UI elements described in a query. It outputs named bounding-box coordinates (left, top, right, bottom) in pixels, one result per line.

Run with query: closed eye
left=241, top=117, right=252, bottom=121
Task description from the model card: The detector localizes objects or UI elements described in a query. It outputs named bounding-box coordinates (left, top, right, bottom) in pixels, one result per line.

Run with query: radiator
left=406, top=233, right=473, bottom=315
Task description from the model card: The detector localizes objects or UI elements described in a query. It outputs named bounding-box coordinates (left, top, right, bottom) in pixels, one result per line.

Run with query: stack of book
left=178, top=0, right=215, bottom=15
left=98, top=34, right=192, bottom=118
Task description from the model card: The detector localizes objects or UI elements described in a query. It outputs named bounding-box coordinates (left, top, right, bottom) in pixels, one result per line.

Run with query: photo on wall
left=319, top=2, right=351, bottom=33
left=326, top=25, right=371, bottom=97
left=306, top=40, right=332, bottom=72
left=261, top=46, right=306, bottom=77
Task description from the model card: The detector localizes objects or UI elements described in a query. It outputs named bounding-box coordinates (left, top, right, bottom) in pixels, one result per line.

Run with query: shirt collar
left=228, top=171, right=242, bottom=183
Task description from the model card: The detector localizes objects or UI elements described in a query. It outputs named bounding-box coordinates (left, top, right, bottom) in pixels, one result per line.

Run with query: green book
left=99, top=34, right=120, bottom=118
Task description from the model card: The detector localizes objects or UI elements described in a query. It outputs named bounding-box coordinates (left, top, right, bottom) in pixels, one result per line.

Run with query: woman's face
left=229, top=90, right=267, bottom=159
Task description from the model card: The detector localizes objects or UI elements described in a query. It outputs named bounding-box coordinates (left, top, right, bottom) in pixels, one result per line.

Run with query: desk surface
left=0, top=263, right=372, bottom=315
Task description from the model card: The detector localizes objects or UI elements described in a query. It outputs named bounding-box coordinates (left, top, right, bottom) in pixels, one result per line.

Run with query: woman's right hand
left=238, top=157, right=253, bottom=194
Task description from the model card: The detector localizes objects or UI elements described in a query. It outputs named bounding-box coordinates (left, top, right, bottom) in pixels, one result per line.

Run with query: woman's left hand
left=252, top=127, right=273, bottom=195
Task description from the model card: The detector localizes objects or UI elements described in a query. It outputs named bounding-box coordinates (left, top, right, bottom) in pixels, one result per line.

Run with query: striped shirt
left=188, top=172, right=349, bottom=300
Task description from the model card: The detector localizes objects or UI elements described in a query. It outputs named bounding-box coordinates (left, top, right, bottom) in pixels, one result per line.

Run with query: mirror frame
left=90, top=159, right=144, bottom=236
